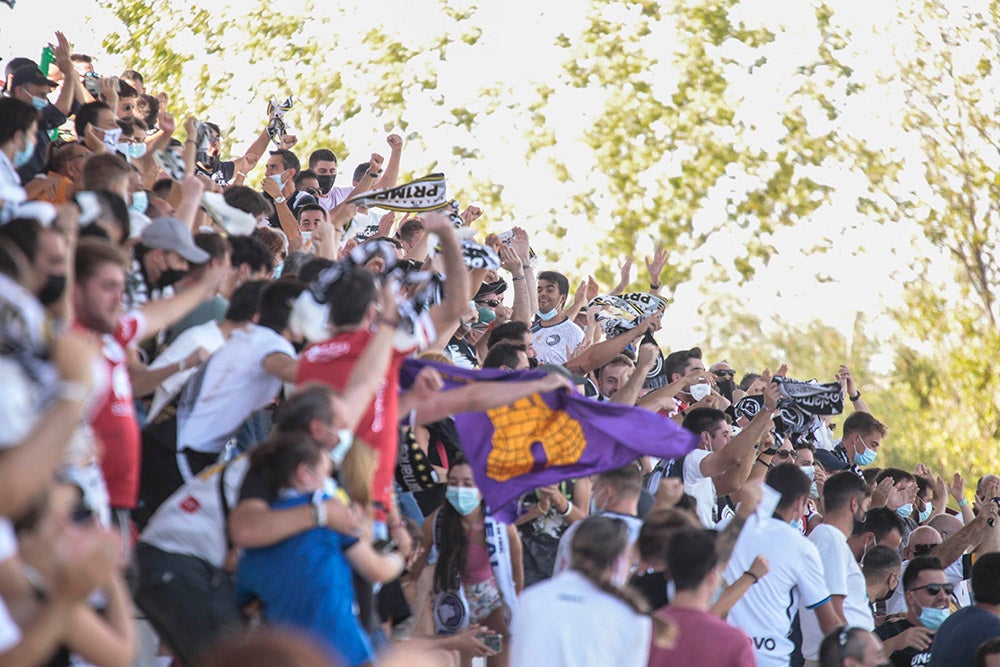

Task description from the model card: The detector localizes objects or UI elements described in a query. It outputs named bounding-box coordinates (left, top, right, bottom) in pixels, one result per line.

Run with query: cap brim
left=177, top=245, right=211, bottom=263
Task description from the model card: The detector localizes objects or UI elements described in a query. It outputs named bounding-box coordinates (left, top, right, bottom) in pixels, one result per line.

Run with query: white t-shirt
left=683, top=448, right=717, bottom=528
left=531, top=318, right=584, bottom=366
left=0, top=519, right=22, bottom=652
left=723, top=513, right=831, bottom=667
left=511, top=569, right=651, bottom=667
left=317, top=186, right=355, bottom=211
left=800, top=524, right=873, bottom=660
left=148, top=320, right=227, bottom=421
left=175, top=324, right=295, bottom=454
left=140, top=455, right=249, bottom=568
left=552, top=511, right=643, bottom=576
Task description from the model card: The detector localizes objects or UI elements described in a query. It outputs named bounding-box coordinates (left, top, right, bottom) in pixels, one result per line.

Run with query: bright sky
left=2, top=0, right=956, bottom=370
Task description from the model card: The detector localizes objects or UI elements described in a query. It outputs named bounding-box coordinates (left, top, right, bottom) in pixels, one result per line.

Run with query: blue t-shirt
left=929, top=605, right=1000, bottom=667
left=236, top=493, right=369, bottom=667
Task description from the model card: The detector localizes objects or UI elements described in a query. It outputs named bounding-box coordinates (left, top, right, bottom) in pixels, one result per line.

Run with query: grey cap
left=140, top=217, right=210, bottom=263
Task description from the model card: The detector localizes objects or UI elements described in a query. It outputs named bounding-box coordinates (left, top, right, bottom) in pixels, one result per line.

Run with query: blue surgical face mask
left=800, top=465, right=816, bottom=479
left=537, top=307, right=558, bottom=321
left=129, top=190, right=148, bottom=214
left=327, top=429, right=354, bottom=466
left=30, top=95, right=48, bottom=110
left=809, top=481, right=820, bottom=500
left=127, top=142, right=147, bottom=159
left=896, top=503, right=914, bottom=519
left=918, top=504, right=933, bottom=523
left=918, top=606, right=951, bottom=631
left=853, top=436, right=877, bottom=466
left=790, top=518, right=804, bottom=532
left=100, top=127, right=122, bottom=151
left=13, top=134, right=35, bottom=168
left=300, top=231, right=313, bottom=245
left=269, top=174, right=284, bottom=188
left=445, top=486, right=481, bottom=516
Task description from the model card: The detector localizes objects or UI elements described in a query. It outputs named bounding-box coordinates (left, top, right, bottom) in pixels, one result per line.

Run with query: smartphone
left=479, top=633, right=503, bottom=653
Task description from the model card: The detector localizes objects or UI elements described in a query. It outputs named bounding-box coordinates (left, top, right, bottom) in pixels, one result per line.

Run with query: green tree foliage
left=851, top=0, right=1000, bottom=476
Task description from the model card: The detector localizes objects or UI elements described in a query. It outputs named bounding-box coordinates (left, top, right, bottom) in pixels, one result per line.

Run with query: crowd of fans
left=3, top=29, right=1000, bottom=667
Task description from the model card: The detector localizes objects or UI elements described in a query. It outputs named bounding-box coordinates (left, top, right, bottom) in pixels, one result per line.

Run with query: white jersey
left=552, top=511, right=642, bottom=576
left=531, top=318, right=584, bottom=366
left=683, top=449, right=718, bottom=527
left=723, top=513, right=831, bottom=667
left=511, top=570, right=651, bottom=667
left=140, top=455, right=248, bottom=568
left=0, top=519, right=21, bottom=652
left=176, top=324, right=295, bottom=454
left=800, top=524, right=873, bottom=660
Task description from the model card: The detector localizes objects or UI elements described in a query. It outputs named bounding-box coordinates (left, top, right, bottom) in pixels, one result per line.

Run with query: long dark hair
left=571, top=516, right=675, bottom=647
left=433, top=456, right=482, bottom=593
left=248, top=435, right=323, bottom=495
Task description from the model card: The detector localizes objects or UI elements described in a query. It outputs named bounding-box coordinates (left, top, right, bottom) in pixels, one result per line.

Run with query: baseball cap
left=10, top=65, right=56, bottom=90
left=140, top=217, right=211, bottom=263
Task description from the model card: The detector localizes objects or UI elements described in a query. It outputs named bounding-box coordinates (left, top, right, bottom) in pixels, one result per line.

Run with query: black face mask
left=316, top=174, right=336, bottom=194
left=528, top=356, right=539, bottom=369
left=38, top=274, right=67, bottom=306
left=157, top=269, right=186, bottom=289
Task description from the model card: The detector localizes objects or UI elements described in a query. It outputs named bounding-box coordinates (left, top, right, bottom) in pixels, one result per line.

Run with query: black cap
left=10, top=65, right=56, bottom=90
left=475, top=278, right=508, bottom=299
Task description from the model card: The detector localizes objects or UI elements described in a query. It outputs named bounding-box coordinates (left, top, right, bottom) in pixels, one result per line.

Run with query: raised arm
left=136, top=262, right=227, bottom=338
left=424, top=211, right=469, bottom=342
left=612, top=342, right=658, bottom=407
left=566, top=314, right=658, bottom=374
left=412, top=372, right=574, bottom=425
left=373, top=134, right=403, bottom=189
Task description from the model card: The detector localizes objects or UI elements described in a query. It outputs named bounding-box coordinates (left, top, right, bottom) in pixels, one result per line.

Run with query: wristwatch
left=274, top=195, right=286, bottom=204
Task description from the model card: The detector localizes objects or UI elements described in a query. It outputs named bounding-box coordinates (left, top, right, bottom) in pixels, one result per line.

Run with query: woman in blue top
left=237, top=436, right=405, bottom=667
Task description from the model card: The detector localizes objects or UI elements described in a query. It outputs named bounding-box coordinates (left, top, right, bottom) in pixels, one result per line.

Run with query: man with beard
left=72, top=237, right=226, bottom=530
left=800, top=471, right=875, bottom=666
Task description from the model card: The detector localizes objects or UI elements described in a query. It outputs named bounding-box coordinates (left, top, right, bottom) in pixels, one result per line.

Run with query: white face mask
left=300, top=231, right=313, bottom=245
left=689, top=383, right=712, bottom=402
left=100, top=127, right=123, bottom=151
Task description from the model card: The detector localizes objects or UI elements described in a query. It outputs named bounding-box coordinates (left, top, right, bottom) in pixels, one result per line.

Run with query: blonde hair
left=417, top=350, right=453, bottom=365
left=339, top=439, right=379, bottom=506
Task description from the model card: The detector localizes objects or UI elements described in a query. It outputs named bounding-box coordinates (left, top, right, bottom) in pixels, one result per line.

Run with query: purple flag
left=400, top=359, right=699, bottom=522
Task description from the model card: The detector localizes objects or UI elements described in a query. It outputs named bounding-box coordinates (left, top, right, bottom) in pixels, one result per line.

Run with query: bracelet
left=236, top=171, right=247, bottom=178
left=522, top=264, right=532, bottom=271
left=512, top=275, right=526, bottom=282
left=311, top=491, right=328, bottom=527
left=755, top=457, right=773, bottom=468
left=177, top=358, right=187, bottom=373
left=367, top=171, right=380, bottom=178
left=559, top=501, right=573, bottom=517
left=649, top=283, right=661, bottom=290
left=185, top=139, right=195, bottom=145
left=57, top=381, right=90, bottom=405
left=389, top=522, right=406, bottom=531
left=849, top=391, right=861, bottom=402
left=744, top=570, right=760, bottom=584
left=376, top=315, right=403, bottom=329
left=958, top=498, right=968, bottom=507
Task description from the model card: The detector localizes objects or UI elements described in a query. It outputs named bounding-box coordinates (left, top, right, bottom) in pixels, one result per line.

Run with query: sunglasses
left=713, top=369, right=736, bottom=378
left=774, top=450, right=794, bottom=460
left=476, top=299, right=500, bottom=308
left=304, top=187, right=320, bottom=196
left=908, top=583, right=954, bottom=596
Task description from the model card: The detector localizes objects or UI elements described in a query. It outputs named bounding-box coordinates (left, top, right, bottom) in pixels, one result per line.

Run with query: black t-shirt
left=875, top=618, right=929, bottom=667
left=630, top=570, right=669, bottom=611
left=237, top=465, right=275, bottom=504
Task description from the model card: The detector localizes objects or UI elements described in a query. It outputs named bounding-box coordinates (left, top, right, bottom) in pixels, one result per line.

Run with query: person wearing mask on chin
left=874, top=557, right=950, bottom=667
left=531, top=270, right=584, bottom=365
left=814, top=412, right=888, bottom=477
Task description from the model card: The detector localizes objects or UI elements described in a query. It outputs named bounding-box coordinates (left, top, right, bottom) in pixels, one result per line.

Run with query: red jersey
left=78, top=313, right=145, bottom=509
left=297, top=330, right=409, bottom=515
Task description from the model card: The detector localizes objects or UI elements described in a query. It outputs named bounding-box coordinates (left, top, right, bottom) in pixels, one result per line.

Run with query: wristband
left=367, top=171, right=380, bottom=178
left=744, top=570, right=760, bottom=584
left=311, top=491, right=328, bottom=527
left=957, top=498, right=968, bottom=507
left=649, top=283, right=661, bottom=290
left=236, top=171, right=247, bottom=178
left=177, top=358, right=187, bottom=373
left=185, top=139, right=195, bottom=145
left=512, top=275, right=526, bottom=282
left=522, top=264, right=532, bottom=271
left=755, top=457, right=773, bottom=468
left=559, top=500, right=573, bottom=517
left=849, top=391, right=861, bottom=402
left=57, top=381, right=90, bottom=405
